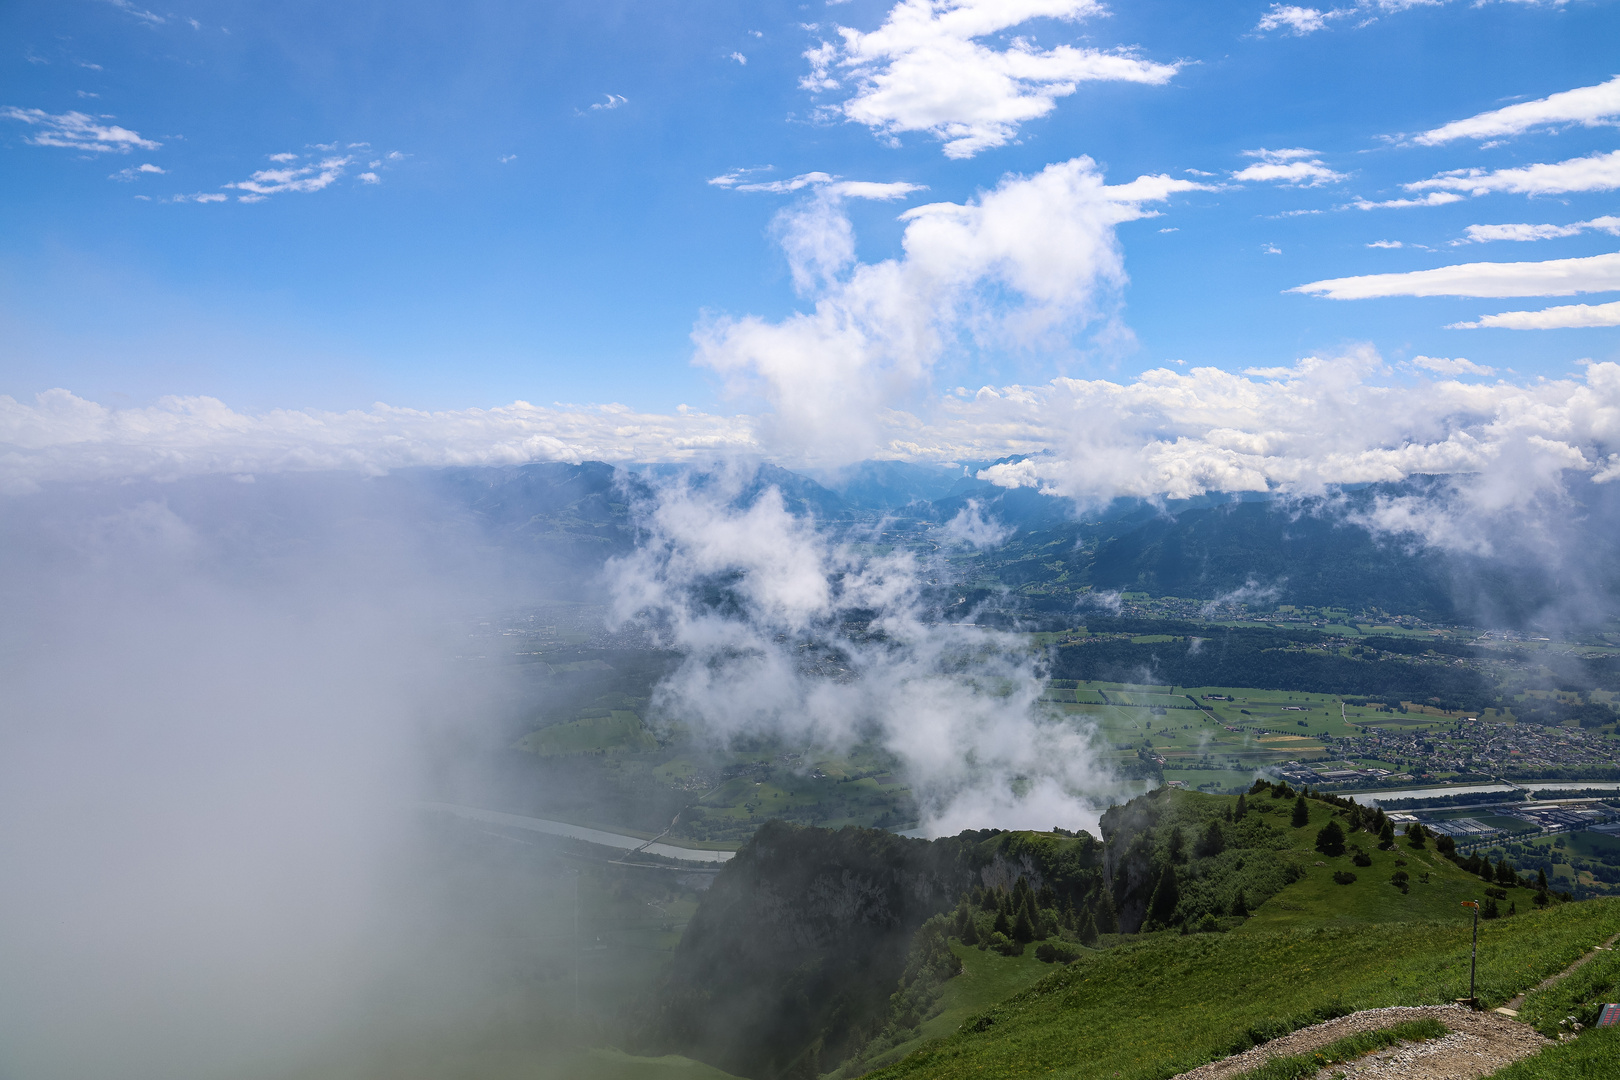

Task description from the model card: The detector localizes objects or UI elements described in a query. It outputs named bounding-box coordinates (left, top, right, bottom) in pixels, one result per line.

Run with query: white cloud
left=1347, top=192, right=1465, bottom=209
left=225, top=154, right=352, bottom=198
left=0, top=393, right=758, bottom=494
left=1254, top=5, right=1349, bottom=35
left=803, top=0, right=1180, bottom=159
left=1263, top=243, right=1283, bottom=254
left=358, top=172, right=379, bottom=184
left=729, top=52, right=747, bottom=64
left=1450, top=299, right=1620, bottom=330
left=498, top=154, right=517, bottom=164
left=1233, top=148, right=1347, bottom=186
left=1409, top=354, right=1495, bottom=376
left=1291, top=250, right=1620, bottom=299
left=1411, top=74, right=1620, bottom=146
left=1407, top=149, right=1620, bottom=197
left=605, top=473, right=1114, bottom=836
left=0, top=107, right=160, bottom=153
left=589, top=94, right=628, bottom=110
left=102, top=0, right=164, bottom=25
left=17, top=355, right=1620, bottom=564
left=1367, top=240, right=1403, bottom=248
left=268, top=152, right=299, bottom=163
left=709, top=169, right=926, bottom=200
left=1457, top=216, right=1620, bottom=243
left=110, top=163, right=165, bottom=181
left=694, top=156, right=1209, bottom=458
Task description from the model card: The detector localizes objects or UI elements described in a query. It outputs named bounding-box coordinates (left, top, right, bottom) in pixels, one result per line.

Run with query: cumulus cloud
left=693, top=156, right=1209, bottom=458
left=1367, top=240, right=1404, bottom=248
left=802, top=0, right=1180, bottom=159
left=1290, top=250, right=1620, bottom=299
left=1406, top=149, right=1620, bottom=197
left=1457, top=216, right=1620, bottom=243
left=1449, top=299, right=1620, bottom=329
left=1232, top=147, right=1347, bottom=186
left=0, top=106, right=160, bottom=153
left=605, top=471, right=1118, bottom=835
left=1410, top=74, right=1620, bottom=146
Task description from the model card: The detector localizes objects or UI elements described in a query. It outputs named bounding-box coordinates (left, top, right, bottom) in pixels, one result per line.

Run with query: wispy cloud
left=1367, top=240, right=1404, bottom=248
left=0, top=107, right=160, bottom=153
left=589, top=94, right=628, bottom=111
left=1456, top=217, right=1620, bottom=244
left=1232, top=147, right=1347, bottom=186
left=728, top=52, right=747, bottom=65
left=1347, top=192, right=1465, bottom=209
left=709, top=169, right=925, bottom=200
left=1450, top=299, right=1620, bottom=330
left=1406, top=149, right=1620, bottom=197
left=1408, top=354, right=1494, bottom=376
left=225, top=154, right=353, bottom=199
left=110, top=163, right=165, bottom=181
left=802, top=0, right=1180, bottom=159
left=1291, top=250, right=1620, bottom=299
left=1411, top=74, right=1620, bottom=146
left=102, top=0, right=164, bottom=26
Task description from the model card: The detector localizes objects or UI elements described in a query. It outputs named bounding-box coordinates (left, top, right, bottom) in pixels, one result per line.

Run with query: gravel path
left=1167, top=1005, right=1546, bottom=1080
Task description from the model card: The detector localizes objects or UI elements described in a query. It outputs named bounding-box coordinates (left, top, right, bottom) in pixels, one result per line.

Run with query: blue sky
left=3, top=0, right=1620, bottom=491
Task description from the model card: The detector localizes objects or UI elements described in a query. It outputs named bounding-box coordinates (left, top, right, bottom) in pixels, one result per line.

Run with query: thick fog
left=0, top=477, right=599, bottom=1080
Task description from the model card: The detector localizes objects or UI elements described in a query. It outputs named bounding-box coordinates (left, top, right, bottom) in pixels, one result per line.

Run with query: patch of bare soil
left=1168, top=1005, right=1546, bottom=1080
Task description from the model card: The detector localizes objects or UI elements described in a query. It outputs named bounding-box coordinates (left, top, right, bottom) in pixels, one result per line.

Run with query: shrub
left=1035, top=941, right=1081, bottom=963
left=1333, top=871, right=1357, bottom=885
left=1351, top=846, right=1372, bottom=868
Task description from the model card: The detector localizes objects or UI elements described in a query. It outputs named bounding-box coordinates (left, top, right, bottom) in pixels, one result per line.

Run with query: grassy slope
left=1483, top=1025, right=1620, bottom=1079
left=835, top=941, right=1087, bottom=1077
left=1240, top=796, right=1500, bottom=929
left=861, top=792, right=1620, bottom=1080
left=866, top=900, right=1620, bottom=1080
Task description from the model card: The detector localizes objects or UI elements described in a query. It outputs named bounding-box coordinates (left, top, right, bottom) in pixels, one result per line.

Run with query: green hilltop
left=639, top=786, right=1620, bottom=1080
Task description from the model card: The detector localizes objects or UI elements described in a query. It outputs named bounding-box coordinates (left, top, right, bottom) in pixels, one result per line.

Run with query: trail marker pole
left=1461, top=901, right=1479, bottom=1007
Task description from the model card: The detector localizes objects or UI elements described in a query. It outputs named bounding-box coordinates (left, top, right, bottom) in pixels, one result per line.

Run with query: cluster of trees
left=952, top=875, right=1115, bottom=955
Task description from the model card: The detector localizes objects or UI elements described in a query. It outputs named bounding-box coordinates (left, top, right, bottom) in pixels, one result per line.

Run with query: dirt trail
left=1168, top=1006, right=1541, bottom=1080
left=1501, top=930, right=1620, bottom=1011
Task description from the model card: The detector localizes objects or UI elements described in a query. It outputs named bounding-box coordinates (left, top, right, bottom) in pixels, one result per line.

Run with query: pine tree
left=1315, top=820, right=1346, bottom=857
left=1230, top=889, right=1248, bottom=917
left=1234, top=793, right=1248, bottom=820
left=1537, top=868, right=1549, bottom=891
left=1348, top=802, right=1364, bottom=832
left=1495, top=859, right=1517, bottom=886
left=1378, top=820, right=1396, bottom=849
left=1012, top=904, right=1035, bottom=943
left=1078, top=909, right=1099, bottom=946
left=960, top=914, right=980, bottom=945
left=1406, top=822, right=1427, bottom=849
left=992, top=909, right=1010, bottom=937
left=1372, top=808, right=1388, bottom=834
left=1196, top=818, right=1225, bottom=858
left=1291, top=795, right=1310, bottom=828
left=1147, top=864, right=1180, bottom=928
left=1167, top=825, right=1186, bottom=862
left=1094, top=888, right=1119, bottom=934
